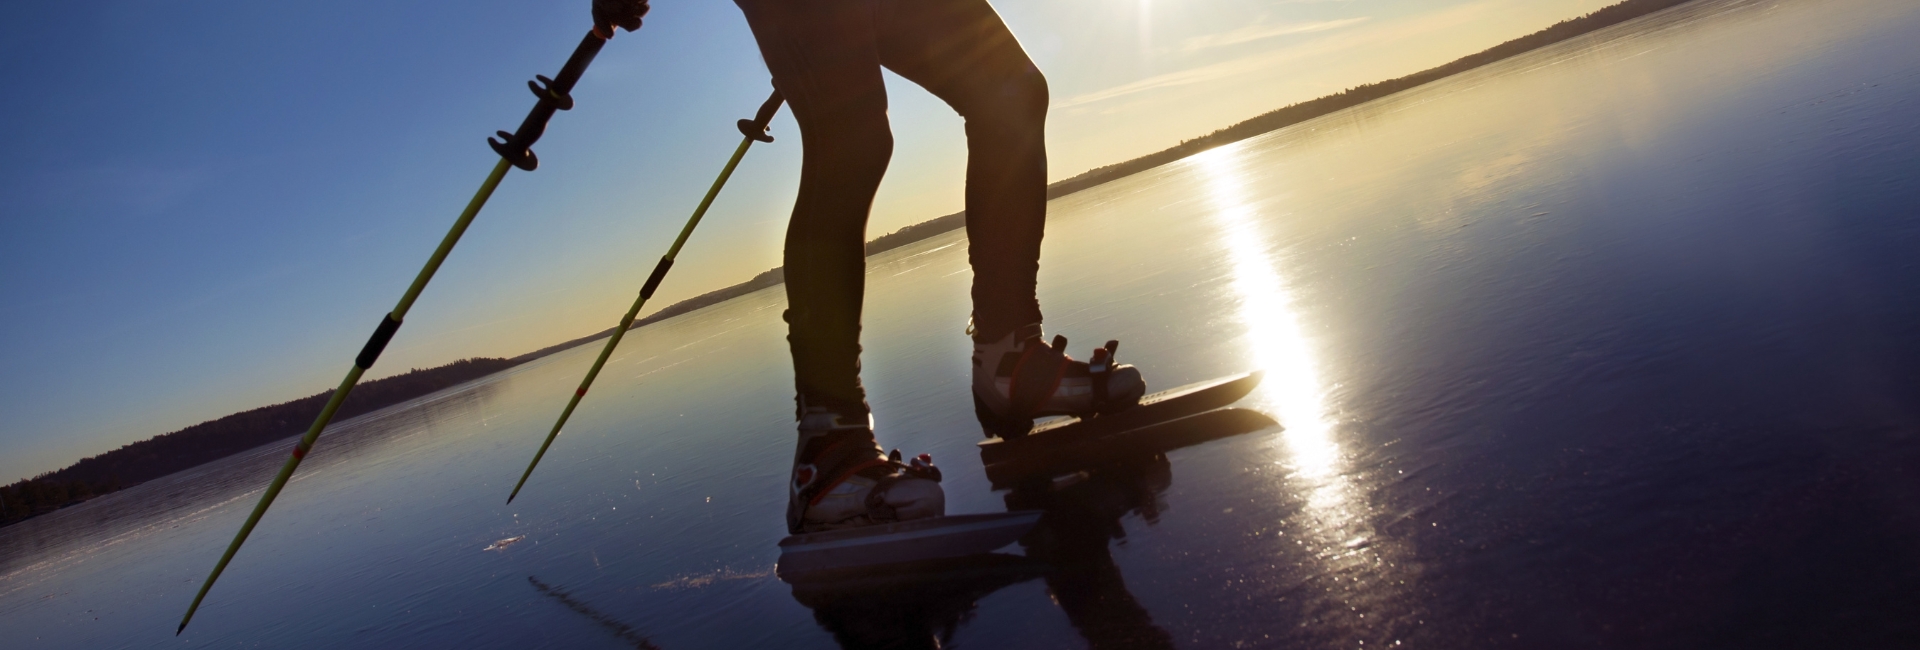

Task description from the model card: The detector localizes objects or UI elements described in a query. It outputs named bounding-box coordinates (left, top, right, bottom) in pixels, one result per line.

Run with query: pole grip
left=356, top=313, right=403, bottom=369
left=489, top=31, right=610, bottom=170
left=639, top=257, right=674, bottom=300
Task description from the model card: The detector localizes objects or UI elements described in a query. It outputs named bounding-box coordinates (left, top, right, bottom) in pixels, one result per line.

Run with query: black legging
left=735, top=0, right=1048, bottom=415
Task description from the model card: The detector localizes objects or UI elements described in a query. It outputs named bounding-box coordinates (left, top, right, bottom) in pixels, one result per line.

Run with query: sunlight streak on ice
left=1192, top=145, right=1351, bottom=518
left=1192, top=144, right=1415, bottom=619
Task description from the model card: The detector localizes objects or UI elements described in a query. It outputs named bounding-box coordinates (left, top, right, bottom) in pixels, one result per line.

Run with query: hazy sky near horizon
left=0, top=0, right=1603, bottom=482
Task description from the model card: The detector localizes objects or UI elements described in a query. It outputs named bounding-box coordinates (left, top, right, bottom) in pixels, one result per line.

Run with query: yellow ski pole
left=178, top=29, right=612, bottom=635
left=507, top=88, right=785, bottom=504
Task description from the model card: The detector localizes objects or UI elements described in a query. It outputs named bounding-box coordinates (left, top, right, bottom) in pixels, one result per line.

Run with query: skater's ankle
left=969, top=319, right=1043, bottom=345
left=793, top=391, right=871, bottom=431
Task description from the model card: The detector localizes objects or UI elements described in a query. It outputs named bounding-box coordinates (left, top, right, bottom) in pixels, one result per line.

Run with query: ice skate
left=787, top=401, right=946, bottom=535
left=971, top=323, right=1148, bottom=439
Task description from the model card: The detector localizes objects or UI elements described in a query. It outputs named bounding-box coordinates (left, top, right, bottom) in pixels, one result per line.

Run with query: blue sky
left=0, top=0, right=1602, bottom=482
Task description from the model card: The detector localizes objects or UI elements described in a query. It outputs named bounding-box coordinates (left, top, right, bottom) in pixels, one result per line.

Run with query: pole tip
left=177, top=622, right=187, bottom=636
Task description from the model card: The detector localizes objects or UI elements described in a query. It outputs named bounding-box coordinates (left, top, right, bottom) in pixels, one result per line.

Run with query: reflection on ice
left=1193, top=146, right=1341, bottom=486
left=1193, top=143, right=1397, bottom=597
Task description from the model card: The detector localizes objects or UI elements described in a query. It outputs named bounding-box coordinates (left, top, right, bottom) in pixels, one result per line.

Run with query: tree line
left=1039, top=0, right=1696, bottom=200
left=1, top=357, right=521, bottom=527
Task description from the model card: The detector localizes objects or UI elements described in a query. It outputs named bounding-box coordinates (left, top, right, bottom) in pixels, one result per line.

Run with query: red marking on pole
left=576, top=387, right=588, bottom=397
left=292, top=445, right=307, bottom=460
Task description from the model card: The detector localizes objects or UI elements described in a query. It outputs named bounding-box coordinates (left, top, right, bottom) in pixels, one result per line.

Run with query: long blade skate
left=984, top=408, right=1279, bottom=486
left=777, top=511, right=1042, bottom=574
left=979, top=371, right=1264, bottom=464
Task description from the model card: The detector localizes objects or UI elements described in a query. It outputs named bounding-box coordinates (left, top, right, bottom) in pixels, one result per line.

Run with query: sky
left=0, top=0, right=1605, bottom=483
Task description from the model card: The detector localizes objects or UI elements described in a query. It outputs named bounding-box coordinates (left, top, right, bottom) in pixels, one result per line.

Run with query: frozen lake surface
left=4, top=0, right=1918, bottom=646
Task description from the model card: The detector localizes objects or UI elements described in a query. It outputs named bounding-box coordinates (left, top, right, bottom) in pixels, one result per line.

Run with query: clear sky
left=0, top=0, right=1604, bottom=482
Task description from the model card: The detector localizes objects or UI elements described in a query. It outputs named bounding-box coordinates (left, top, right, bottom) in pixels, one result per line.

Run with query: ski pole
left=507, top=88, right=785, bottom=504
left=177, top=30, right=613, bottom=635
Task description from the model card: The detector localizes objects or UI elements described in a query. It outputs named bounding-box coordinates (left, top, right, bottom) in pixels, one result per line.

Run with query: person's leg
left=872, top=0, right=1047, bottom=342
left=735, top=0, right=943, bottom=533
left=736, top=0, right=891, bottom=418
left=873, top=0, right=1144, bottom=435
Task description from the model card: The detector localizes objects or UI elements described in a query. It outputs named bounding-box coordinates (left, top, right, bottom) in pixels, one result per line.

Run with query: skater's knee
left=1008, top=65, right=1049, bottom=122
left=845, top=121, right=894, bottom=168
left=962, top=65, right=1048, bottom=133
left=811, top=123, right=893, bottom=177
left=798, top=104, right=894, bottom=169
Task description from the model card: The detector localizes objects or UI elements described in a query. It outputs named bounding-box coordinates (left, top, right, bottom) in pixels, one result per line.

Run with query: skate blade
left=780, top=552, right=1050, bottom=593
left=776, top=511, right=1043, bottom=575
left=979, top=370, right=1265, bottom=463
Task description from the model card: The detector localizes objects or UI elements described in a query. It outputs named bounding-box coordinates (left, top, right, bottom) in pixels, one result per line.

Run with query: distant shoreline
left=1, top=359, right=521, bottom=527
left=2, top=0, right=1695, bottom=528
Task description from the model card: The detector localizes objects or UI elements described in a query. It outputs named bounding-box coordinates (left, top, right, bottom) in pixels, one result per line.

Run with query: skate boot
left=787, top=401, right=946, bottom=535
left=972, top=323, right=1148, bottom=439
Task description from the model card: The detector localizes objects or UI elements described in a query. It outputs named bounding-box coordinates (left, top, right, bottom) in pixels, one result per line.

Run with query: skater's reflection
left=784, top=455, right=1181, bottom=649
left=1007, top=456, right=1179, bottom=650
left=786, top=553, right=1047, bottom=649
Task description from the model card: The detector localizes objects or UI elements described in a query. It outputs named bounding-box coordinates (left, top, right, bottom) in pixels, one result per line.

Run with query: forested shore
left=1, top=358, right=520, bottom=527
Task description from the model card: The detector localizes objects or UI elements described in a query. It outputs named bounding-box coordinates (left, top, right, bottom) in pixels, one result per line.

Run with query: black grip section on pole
left=356, top=314, right=403, bottom=369
left=639, top=257, right=674, bottom=300
left=489, top=31, right=610, bottom=171
left=736, top=87, right=785, bottom=143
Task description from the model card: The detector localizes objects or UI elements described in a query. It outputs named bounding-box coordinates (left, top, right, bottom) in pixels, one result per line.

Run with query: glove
left=592, top=0, right=651, bottom=39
